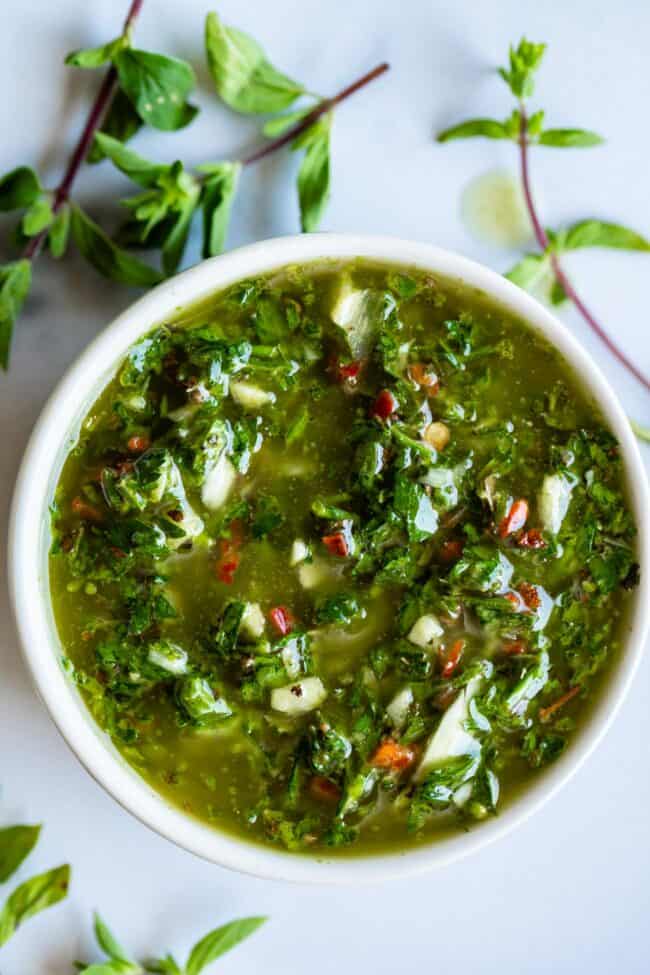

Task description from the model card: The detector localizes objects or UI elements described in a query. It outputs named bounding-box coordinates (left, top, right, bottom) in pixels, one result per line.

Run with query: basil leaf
left=93, top=912, right=133, bottom=963
left=94, top=133, right=166, bottom=187
left=205, top=11, right=304, bottom=115
left=498, top=38, right=546, bottom=99
left=0, top=825, right=41, bottom=882
left=0, top=863, right=69, bottom=946
left=560, top=219, right=650, bottom=253
left=115, top=49, right=198, bottom=131
left=549, top=278, right=568, bottom=305
left=0, top=259, right=31, bottom=369
left=0, top=166, right=41, bottom=211
left=199, top=161, right=241, bottom=256
left=294, top=115, right=331, bottom=233
left=71, top=206, right=162, bottom=287
left=65, top=36, right=126, bottom=69
left=538, top=128, right=604, bottom=148
left=263, top=107, right=313, bottom=137
left=505, top=253, right=549, bottom=290
left=185, top=916, right=267, bottom=975
left=89, top=88, right=143, bottom=164
left=22, top=195, right=54, bottom=236
left=437, top=118, right=510, bottom=142
left=48, top=204, right=71, bottom=258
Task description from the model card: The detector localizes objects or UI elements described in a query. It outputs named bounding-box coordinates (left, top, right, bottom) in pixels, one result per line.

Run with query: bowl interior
left=10, top=234, right=650, bottom=883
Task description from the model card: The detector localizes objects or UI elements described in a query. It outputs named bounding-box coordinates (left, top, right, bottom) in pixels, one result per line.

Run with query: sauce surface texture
left=49, top=260, right=638, bottom=854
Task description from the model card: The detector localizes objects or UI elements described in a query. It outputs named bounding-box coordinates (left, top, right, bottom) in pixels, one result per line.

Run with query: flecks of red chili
left=407, top=362, right=439, bottom=394
left=498, top=498, right=529, bottom=538
left=503, top=591, right=523, bottom=611
left=440, top=539, right=464, bottom=563
left=215, top=520, right=244, bottom=585
left=322, top=531, right=350, bottom=557
left=503, top=640, right=527, bottom=656
left=71, top=496, right=104, bottom=523
left=269, top=605, right=294, bottom=636
left=127, top=435, right=150, bottom=454
left=518, top=529, right=546, bottom=549
left=310, top=776, right=342, bottom=802
left=370, top=389, right=398, bottom=421
left=338, top=360, right=361, bottom=379
left=518, top=582, right=541, bottom=610
left=440, top=638, right=464, bottom=679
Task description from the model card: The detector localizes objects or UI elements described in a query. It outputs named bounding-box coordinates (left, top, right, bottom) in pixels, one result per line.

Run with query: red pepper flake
left=518, top=529, right=546, bottom=549
left=407, top=362, right=439, bottom=394
left=440, top=539, right=464, bottom=563
left=498, top=498, right=529, bottom=538
left=538, top=685, right=581, bottom=722
left=440, top=638, right=464, bottom=679
left=110, top=546, right=127, bottom=560
left=503, top=591, right=523, bottom=611
left=309, top=776, right=342, bottom=802
left=518, top=582, right=541, bottom=610
left=269, top=605, right=294, bottom=636
left=71, top=496, right=104, bottom=523
left=127, top=435, right=150, bottom=454
left=370, top=389, right=398, bottom=421
left=214, top=521, right=244, bottom=585
left=370, top=739, right=416, bottom=772
left=322, top=531, right=350, bottom=557
left=502, top=640, right=527, bottom=656
left=338, top=360, right=361, bottom=380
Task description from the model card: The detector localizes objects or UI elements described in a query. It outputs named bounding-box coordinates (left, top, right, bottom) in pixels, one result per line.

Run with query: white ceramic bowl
left=8, top=235, right=649, bottom=884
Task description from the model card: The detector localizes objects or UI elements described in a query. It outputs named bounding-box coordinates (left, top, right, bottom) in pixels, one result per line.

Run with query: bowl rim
left=8, top=233, right=649, bottom=885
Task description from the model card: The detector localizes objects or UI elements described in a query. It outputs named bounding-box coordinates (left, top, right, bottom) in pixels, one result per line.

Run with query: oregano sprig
left=0, top=5, right=387, bottom=370
left=76, top=912, right=267, bottom=974
left=0, top=822, right=70, bottom=948
left=437, top=38, right=650, bottom=394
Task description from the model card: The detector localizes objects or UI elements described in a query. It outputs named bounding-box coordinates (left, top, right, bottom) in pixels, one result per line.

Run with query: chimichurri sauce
left=49, top=260, right=639, bottom=855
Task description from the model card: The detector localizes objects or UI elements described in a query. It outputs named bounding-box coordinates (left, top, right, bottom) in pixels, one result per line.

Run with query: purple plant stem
left=242, top=62, right=390, bottom=167
left=518, top=107, right=649, bottom=393
left=22, top=0, right=145, bottom=261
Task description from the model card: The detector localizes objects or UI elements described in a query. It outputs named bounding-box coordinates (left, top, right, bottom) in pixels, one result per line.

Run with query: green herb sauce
left=49, top=260, right=638, bottom=855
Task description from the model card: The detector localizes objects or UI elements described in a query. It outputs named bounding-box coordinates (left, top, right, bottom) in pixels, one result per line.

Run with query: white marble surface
left=1, top=0, right=648, bottom=971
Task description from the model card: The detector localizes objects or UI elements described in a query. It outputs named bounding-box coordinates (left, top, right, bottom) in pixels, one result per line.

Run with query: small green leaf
left=262, top=107, right=314, bottom=137
left=0, top=863, right=69, bottom=946
left=65, top=36, right=126, bottom=69
left=94, top=133, right=166, bottom=187
left=115, top=49, right=198, bottom=131
left=538, top=128, right=604, bottom=148
left=0, top=259, right=31, bottom=370
left=48, top=204, right=71, bottom=258
left=94, top=912, right=132, bottom=963
left=561, top=219, right=650, bottom=253
left=199, top=161, right=241, bottom=257
left=162, top=198, right=198, bottom=276
left=549, top=278, right=568, bottom=305
left=437, top=118, right=510, bottom=142
left=22, top=195, right=54, bottom=236
left=0, top=166, right=41, bottom=211
left=504, top=252, right=549, bottom=290
left=143, top=955, right=182, bottom=974
left=498, top=38, right=546, bottom=99
left=0, top=825, right=41, bottom=882
left=630, top=418, right=650, bottom=443
left=71, top=206, right=162, bottom=287
left=294, top=115, right=331, bottom=233
left=185, top=917, right=267, bottom=975
left=205, top=11, right=304, bottom=115
left=89, top=88, right=143, bottom=164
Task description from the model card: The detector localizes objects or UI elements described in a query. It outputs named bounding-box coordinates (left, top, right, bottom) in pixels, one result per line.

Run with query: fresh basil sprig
left=0, top=822, right=70, bottom=948
left=77, top=912, right=266, bottom=974
left=437, top=37, right=650, bottom=397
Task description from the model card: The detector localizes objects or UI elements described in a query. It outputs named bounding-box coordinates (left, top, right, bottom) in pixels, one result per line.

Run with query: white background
left=1, top=0, right=649, bottom=971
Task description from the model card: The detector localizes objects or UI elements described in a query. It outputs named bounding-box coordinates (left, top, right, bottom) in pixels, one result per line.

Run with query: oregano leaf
left=70, top=206, right=162, bottom=287
left=205, top=11, right=305, bottom=115
left=0, top=825, right=41, bottom=883
left=0, top=259, right=31, bottom=370
left=114, top=49, right=198, bottom=131
left=437, top=118, right=510, bottom=142
left=65, top=36, right=127, bottom=69
left=561, top=219, right=650, bottom=252
left=498, top=38, right=546, bottom=99
left=0, top=166, right=42, bottom=211
left=22, top=195, right=54, bottom=236
left=93, top=913, right=132, bottom=964
left=161, top=199, right=198, bottom=276
left=48, top=203, right=72, bottom=258
left=263, top=107, right=314, bottom=138
left=94, top=133, right=166, bottom=187
left=199, top=161, right=241, bottom=256
left=0, top=863, right=69, bottom=946
left=88, top=88, right=143, bottom=164
left=538, top=128, right=604, bottom=148
left=504, top=253, right=549, bottom=290
left=294, top=115, right=331, bottom=232
left=185, top=917, right=267, bottom=975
